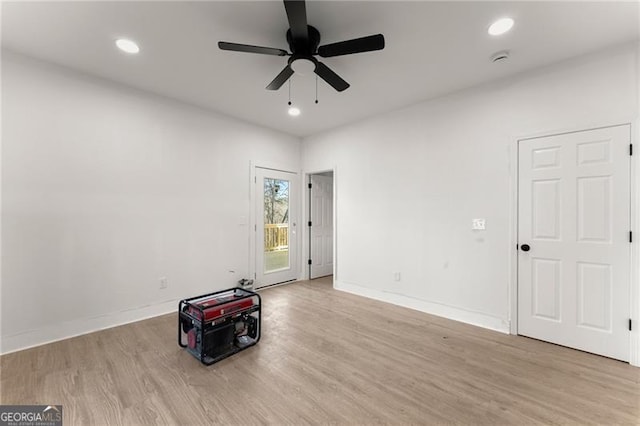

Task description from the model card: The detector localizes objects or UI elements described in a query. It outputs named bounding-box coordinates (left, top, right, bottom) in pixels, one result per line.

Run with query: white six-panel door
left=518, top=125, right=631, bottom=361
left=310, top=174, right=333, bottom=279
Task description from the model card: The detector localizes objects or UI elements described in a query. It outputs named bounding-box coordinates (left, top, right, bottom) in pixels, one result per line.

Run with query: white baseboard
left=0, top=298, right=181, bottom=355
left=631, top=332, right=639, bottom=367
left=334, top=280, right=510, bottom=334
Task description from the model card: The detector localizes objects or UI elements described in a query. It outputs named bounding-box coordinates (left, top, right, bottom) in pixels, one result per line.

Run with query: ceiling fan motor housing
left=287, top=25, right=321, bottom=55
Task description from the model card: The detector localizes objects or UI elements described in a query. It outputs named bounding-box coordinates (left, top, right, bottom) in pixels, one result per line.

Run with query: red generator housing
left=179, top=288, right=261, bottom=365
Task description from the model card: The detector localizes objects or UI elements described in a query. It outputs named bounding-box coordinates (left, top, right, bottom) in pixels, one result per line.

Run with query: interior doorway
left=308, top=171, right=334, bottom=280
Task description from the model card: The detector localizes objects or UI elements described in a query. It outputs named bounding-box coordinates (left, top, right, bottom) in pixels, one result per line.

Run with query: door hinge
left=308, top=221, right=312, bottom=227
left=255, top=224, right=257, bottom=232
left=630, top=231, right=633, bottom=243
left=629, top=319, right=632, bottom=331
left=254, top=176, right=257, bottom=183
left=308, top=259, right=312, bottom=265
left=308, top=183, right=312, bottom=189
left=516, top=244, right=519, bottom=250
left=630, top=144, right=633, bottom=156
left=254, top=272, right=257, bottom=279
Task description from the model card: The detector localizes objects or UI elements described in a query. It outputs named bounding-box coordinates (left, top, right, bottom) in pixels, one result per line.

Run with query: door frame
left=303, top=167, right=337, bottom=282
left=249, top=161, right=303, bottom=288
left=508, top=121, right=638, bottom=366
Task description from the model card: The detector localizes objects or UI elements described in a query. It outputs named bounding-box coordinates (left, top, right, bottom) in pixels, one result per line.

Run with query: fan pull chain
left=315, top=75, right=318, bottom=104
left=288, top=79, right=292, bottom=106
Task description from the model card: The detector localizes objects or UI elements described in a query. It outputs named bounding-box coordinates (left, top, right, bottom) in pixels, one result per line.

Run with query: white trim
left=301, top=172, right=312, bottom=281
left=335, top=280, right=509, bottom=334
left=628, top=41, right=640, bottom=366
left=0, top=298, right=180, bottom=355
left=508, top=141, right=519, bottom=335
left=512, top=121, right=638, bottom=144
left=333, top=166, right=338, bottom=282
left=509, top=122, right=638, bottom=366
left=631, top=117, right=639, bottom=366
left=249, top=161, right=257, bottom=285
left=249, top=159, right=299, bottom=174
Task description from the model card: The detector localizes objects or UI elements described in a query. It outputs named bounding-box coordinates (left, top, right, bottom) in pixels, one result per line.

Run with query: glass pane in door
left=263, top=177, right=290, bottom=273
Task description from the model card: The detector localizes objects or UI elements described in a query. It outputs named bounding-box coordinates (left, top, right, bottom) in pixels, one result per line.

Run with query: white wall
left=303, top=43, right=639, bottom=336
left=2, top=43, right=638, bottom=357
left=1, top=51, right=301, bottom=354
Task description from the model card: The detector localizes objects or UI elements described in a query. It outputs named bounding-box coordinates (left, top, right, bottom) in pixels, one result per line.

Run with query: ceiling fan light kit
left=288, top=106, right=301, bottom=116
left=290, top=58, right=316, bottom=75
left=218, top=0, right=385, bottom=96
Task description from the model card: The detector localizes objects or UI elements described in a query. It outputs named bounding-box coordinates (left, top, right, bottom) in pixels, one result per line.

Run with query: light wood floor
left=1, top=277, right=639, bottom=425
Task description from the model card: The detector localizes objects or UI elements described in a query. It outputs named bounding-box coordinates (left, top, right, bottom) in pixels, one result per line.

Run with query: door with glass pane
left=255, top=168, right=298, bottom=288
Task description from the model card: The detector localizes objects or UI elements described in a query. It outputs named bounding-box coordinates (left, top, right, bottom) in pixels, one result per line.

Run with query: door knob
left=520, top=244, right=531, bottom=252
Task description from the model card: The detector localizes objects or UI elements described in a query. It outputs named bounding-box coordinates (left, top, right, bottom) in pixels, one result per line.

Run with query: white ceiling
left=2, top=1, right=639, bottom=137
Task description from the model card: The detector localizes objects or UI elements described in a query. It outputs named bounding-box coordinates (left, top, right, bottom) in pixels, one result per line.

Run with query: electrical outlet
left=393, top=272, right=401, bottom=281
left=159, top=277, right=168, bottom=289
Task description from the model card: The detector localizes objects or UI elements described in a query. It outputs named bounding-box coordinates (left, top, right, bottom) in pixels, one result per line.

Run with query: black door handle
left=520, top=244, right=530, bottom=252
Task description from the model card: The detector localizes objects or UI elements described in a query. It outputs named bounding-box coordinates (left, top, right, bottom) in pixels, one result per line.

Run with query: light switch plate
left=472, top=218, right=486, bottom=230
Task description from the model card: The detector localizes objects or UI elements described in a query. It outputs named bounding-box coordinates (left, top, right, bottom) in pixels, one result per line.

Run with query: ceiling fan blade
left=284, top=0, right=308, bottom=42
left=218, top=42, right=288, bottom=56
left=318, top=34, right=385, bottom=58
left=266, top=65, right=294, bottom=90
left=314, top=62, right=350, bottom=92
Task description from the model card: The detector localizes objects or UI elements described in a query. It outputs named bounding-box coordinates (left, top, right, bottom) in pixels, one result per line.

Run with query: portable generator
left=178, top=287, right=261, bottom=365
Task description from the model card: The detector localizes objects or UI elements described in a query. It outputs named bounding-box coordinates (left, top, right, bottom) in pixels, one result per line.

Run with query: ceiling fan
left=218, top=0, right=385, bottom=92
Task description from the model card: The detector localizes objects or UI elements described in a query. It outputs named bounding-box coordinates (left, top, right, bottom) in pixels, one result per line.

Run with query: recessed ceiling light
left=115, top=38, right=140, bottom=54
left=488, top=18, right=514, bottom=36
left=288, top=107, right=301, bottom=117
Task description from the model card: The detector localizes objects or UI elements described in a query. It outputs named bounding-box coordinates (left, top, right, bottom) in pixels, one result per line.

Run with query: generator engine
left=179, top=288, right=261, bottom=365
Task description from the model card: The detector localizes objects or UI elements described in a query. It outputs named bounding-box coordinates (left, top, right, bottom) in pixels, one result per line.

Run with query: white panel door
left=310, top=174, right=333, bottom=279
left=518, top=125, right=631, bottom=361
left=256, top=168, right=298, bottom=288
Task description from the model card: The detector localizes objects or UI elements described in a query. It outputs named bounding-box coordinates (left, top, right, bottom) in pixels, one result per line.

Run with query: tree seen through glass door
left=263, top=178, right=289, bottom=272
